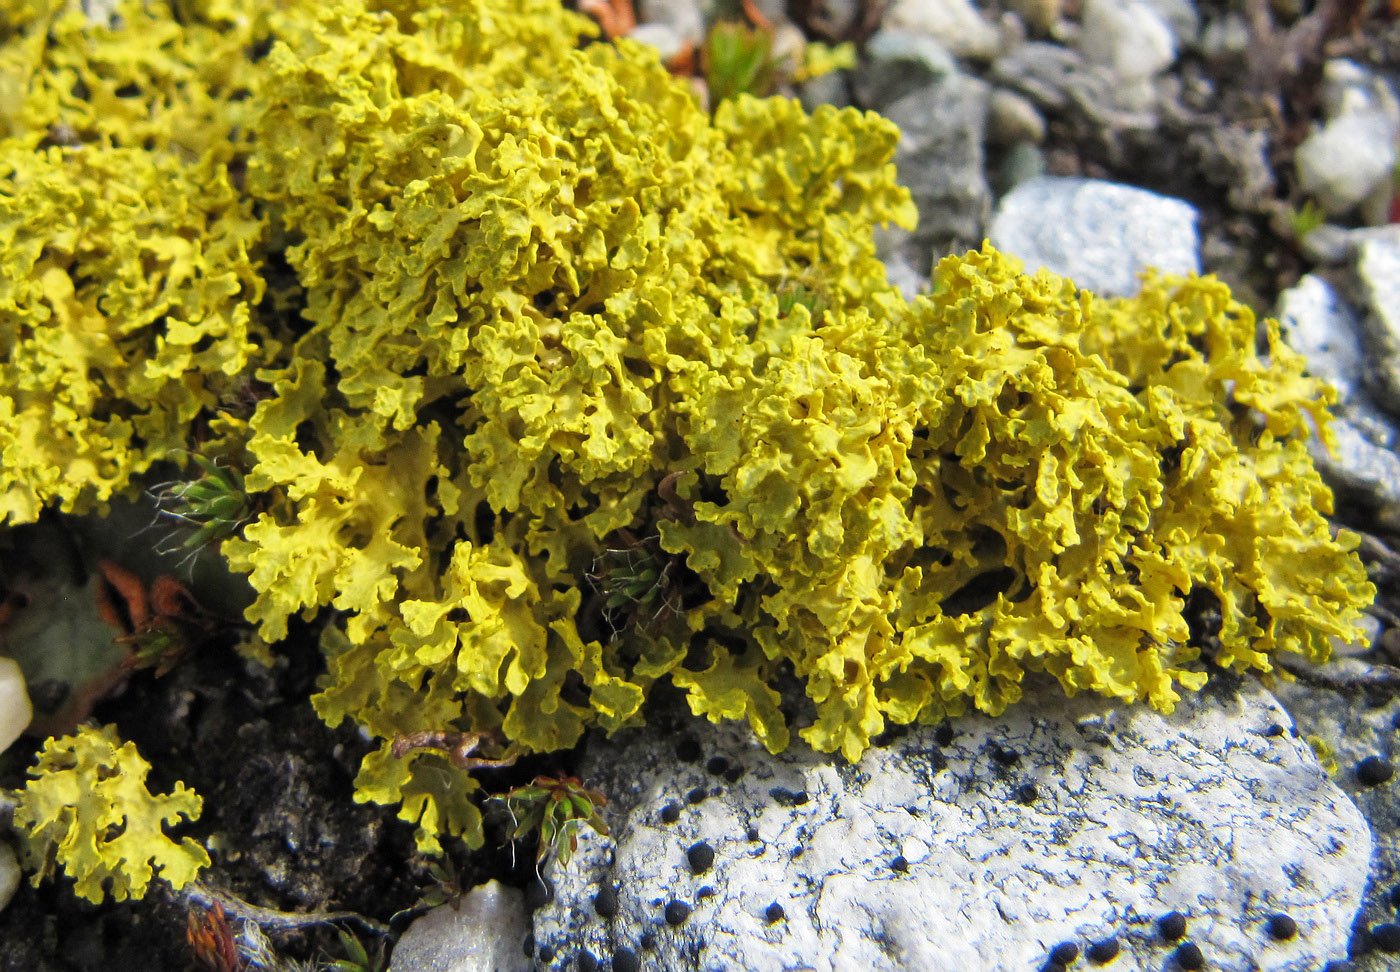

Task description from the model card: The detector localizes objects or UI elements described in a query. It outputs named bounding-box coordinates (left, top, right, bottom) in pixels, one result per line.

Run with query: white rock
left=1276, top=274, right=1366, bottom=402
left=635, top=0, right=706, bottom=47
left=533, top=678, right=1371, bottom=971
left=0, top=658, right=31, bottom=755
left=989, top=176, right=1200, bottom=297
left=388, top=881, right=530, bottom=972
left=1296, top=63, right=1399, bottom=220
left=1296, top=111, right=1399, bottom=219
left=1358, top=237, right=1400, bottom=415
left=1077, top=0, right=1176, bottom=108
left=627, top=23, right=686, bottom=63
left=0, top=840, right=19, bottom=914
left=883, top=0, right=1003, bottom=60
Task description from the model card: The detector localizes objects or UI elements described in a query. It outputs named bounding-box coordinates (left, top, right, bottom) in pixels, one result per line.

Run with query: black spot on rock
left=686, top=786, right=707, bottom=805
left=706, top=756, right=730, bottom=775
left=594, top=885, right=619, bottom=919
left=1158, top=911, right=1188, bottom=942
left=891, top=856, right=909, bottom=873
left=698, top=885, right=716, bottom=900
left=665, top=900, right=693, bottom=926
left=769, top=787, right=809, bottom=807
left=639, top=932, right=657, bottom=951
left=724, top=765, right=746, bottom=784
left=1390, top=883, right=1400, bottom=909
left=660, top=802, right=681, bottom=824
left=934, top=723, right=955, bottom=747
left=1264, top=723, right=1286, bottom=737
left=745, top=827, right=760, bottom=842
left=578, top=952, right=599, bottom=972
left=526, top=876, right=554, bottom=909
left=522, top=932, right=534, bottom=956
left=1358, top=755, right=1394, bottom=786
left=675, top=737, right=702, bottom=762
left=1266, top=913, right=1298, bottom=941
left=1015, top=781, right=1039, bottom=804
left=765, top=902, right=786, bottom=924
left=1372, top=923, right=1400, bottom=953
left=538, top=944, right=556, bottom=963
left=992, top=743, right=1020, bottom=766
left=612, top=946, right=640, bottom=972
left=1048, top=942, right=1078, bottom=964
left=1175, top=941, right=1204, bottom=970
left=687, top=841, right=715, bottom=874
left=1086, top=937, right=1120, bottom=964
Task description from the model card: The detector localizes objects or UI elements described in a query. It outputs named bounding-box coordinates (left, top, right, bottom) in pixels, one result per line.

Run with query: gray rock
left=990, top=41, right=1158, bottom=131
left=1300, top=224, right=1400, bottom=266
left=1139, top=0, right=1200, bottom=49
left=532, top=678, right=1370, bottom=971
left=1277, top=274, right=1367, bottom=401
left=988, top=176, right=1200, bottom=297
left=636, top=0, right=708, bottom=46
left=1275, top=273, right=1400, bottom=528
left=1296, top=62, right=1400, bottom=221
left=987, top=87, right=1047, bottom=145
left=859, top=29, right=957, bottom=105
left=856, top=58, right=991, bottom=269
left=1359, top=238, right=1400, bottom=416
left=0, top=840, right=18, bottom=914
left=883, top=0, right=1003, bottom=59
left=1271, top=662, right=1400, bottom=969
left=389, top=881, right=530, bottom=972
left=1077, top=0, right=1177, bottom=110
left=628, top=23, right=687, bottom=63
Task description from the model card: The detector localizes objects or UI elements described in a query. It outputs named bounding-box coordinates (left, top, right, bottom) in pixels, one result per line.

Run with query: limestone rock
left=988, top=175, right=1199, bottom=297
left=389, top=881, right=531, bottom=972
left=531, top=678, right=1371, bottom=972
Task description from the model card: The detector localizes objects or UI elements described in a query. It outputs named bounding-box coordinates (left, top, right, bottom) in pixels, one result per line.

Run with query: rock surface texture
left=529, top=678, right=1371, bottom=972
left=987, top=176, right=1200, bottom=297
left=388, top=881, right=531, bottom=972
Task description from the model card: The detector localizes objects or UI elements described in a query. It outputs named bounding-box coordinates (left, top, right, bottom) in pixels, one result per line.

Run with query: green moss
left=0, top=0, right=1375, bottom=864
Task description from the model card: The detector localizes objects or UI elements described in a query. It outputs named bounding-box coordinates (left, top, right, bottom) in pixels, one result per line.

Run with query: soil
left=4, top=0, right=1400, bottom=968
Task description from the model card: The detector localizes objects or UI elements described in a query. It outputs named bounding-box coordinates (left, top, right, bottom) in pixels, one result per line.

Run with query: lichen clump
left=0, top=0, right=1374, bottom=857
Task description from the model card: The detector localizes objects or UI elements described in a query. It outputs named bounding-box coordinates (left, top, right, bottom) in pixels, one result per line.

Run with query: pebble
left=0, top=658, right=31, bottom=755
left=386, top=881, right=530, bottom=972
left=988, top=176, right=1200, bottom=298
left=0, top=841, right=19, bottom=914
left=988, top=88, right=1047, bottom=145
left=1295, top=61, right=1400, bottom=219
left=882, top=0, right=1003, bottom=59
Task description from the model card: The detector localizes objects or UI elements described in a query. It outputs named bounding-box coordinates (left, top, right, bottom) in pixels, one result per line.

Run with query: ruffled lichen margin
left=0, top=0, right=1375, bottom=863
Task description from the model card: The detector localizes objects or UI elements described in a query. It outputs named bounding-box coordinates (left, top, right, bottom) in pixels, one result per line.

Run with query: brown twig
left=391, top=728, right=519, bottom=771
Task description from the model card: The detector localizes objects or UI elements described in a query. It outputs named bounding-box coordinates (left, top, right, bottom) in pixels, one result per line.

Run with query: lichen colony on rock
left=0, top=0, right=1375, bottom=861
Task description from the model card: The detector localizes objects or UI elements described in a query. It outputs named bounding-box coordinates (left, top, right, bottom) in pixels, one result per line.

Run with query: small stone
left=765, top=902, right=787, bottom=924
left=988, top=88, right=1046, bottom=146
left=1357, top=755, right=1394, bottom=786
left=0, top=841, right=19, bottom=914
left=1048, top=941, right=1079, bottom=964
left=1175, top=941, right=1204, bottom=970
left=612, top=946, right=640, bottom=972
left=1158, top=911, right=1188, bottom=942
left=665, top=901, right=692, bottom=926
left=594, top=885, right=619, bottom=919
left=1266, top=913, right=1298, bottom=941
left=687, top=841, right=715, bottom=874
left=1086, top=937, right=1120, bottom=963
left=1371, top=923, right=1400, bottom=952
